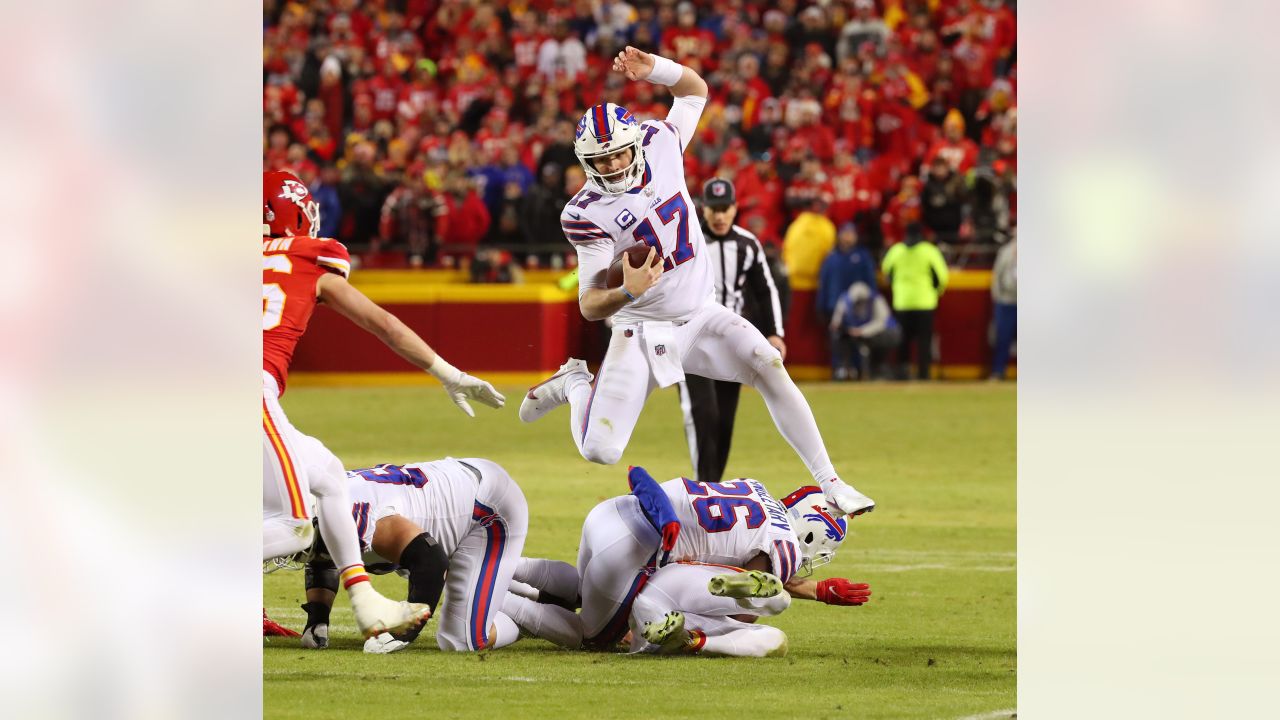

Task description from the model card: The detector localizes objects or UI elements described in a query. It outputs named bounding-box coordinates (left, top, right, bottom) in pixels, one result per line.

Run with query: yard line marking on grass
left=954, top=708, right=1016, bottom=720
left=861, top=564, right=1015, bottom=573
left=853, top=550, right=1017, bottom=560
left=504, top=677, right=537, bottom=682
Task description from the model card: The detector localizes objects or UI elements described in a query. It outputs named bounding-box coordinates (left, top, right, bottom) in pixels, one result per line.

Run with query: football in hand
left=605, top=245, right=662, bottom=288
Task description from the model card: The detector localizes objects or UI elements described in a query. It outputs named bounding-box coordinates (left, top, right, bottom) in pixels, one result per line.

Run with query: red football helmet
left=264, top=170, right=320, bottom=238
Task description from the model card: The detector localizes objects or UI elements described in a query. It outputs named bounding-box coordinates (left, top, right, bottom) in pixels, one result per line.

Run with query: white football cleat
left=519, top=359, right=592, bottom=423
left=363, top=632, right=412, bottom=654
left=349, top=584, right=431, bottom=639
left=825, top=481, right=876, bottom=518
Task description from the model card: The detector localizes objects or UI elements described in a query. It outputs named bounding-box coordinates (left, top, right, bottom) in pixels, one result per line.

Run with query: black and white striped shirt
left=702, top=222, right=785, bottom=338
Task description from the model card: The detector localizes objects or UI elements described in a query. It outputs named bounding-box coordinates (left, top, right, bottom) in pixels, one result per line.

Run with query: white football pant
left=565, top=303, right=838, bottom=483
left=262, top=372, right=363, bottom=572
left=434, top=459, right=528, bottom=651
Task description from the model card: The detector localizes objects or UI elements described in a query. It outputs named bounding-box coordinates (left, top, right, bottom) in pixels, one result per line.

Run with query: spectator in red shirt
left=881, top=176, right=923, bottom=248
left=734, top=151, right=786, bottom=243
left=368, top=61, right=405, bottom=123
left=662, top=3, right=717, bottom=66
left=924, top=109, right=979, bottom=175
left=976, top=79, right=1016, bottom=147
left=436, top=170, right=490, bottom=261
left=789, top=100, right=836, bottom=163
left=827, top=143, right=881, bottom=232
left=509, top=12, right=547, bottom=80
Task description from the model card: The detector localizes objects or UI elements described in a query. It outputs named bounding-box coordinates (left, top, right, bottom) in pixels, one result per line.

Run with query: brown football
left=605, top=244, right=661, bottom=288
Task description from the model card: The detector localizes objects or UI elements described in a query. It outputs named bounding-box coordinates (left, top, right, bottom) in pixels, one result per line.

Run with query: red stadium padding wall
left=289, top=270, right=1010, bottom=384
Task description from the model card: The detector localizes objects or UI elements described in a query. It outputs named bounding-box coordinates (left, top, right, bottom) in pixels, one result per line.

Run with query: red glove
left=263, top=608, right=301, bottom=637
left=660, top=521, right=680, bottom=552
left=816, top=579, right=871, bottom=606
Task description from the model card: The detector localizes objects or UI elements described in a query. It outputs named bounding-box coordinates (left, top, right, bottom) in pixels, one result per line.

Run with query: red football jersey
left=262, top=235, right=351, bottom=394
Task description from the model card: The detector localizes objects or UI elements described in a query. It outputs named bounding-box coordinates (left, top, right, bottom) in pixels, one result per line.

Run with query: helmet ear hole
left=804, top=532, right=814, bottom=544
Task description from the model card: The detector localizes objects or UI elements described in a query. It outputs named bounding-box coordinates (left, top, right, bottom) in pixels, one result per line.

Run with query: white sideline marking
left=954, top=709, right=1016, bottom=720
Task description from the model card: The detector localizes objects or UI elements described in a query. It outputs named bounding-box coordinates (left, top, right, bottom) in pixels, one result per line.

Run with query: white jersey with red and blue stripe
left=564, top=106, right=714, bottom=325
left=660, top=478, right=803, bottom=583
left=346, top=457, right=529, bottom=652
left=345, top=459, right=479, bottom=561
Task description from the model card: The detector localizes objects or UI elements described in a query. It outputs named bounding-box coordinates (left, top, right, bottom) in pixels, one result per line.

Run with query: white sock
left=304, top=452, right=367, bottom=573
left=508, top=580, right=540, bottom=600
left=514, top=557, right=580, bottom=601
left=751, top=362, right=841, bottom=486
left=502, top=593, right=583, bottom=649
left=695, top=625, right=787, bottom=658
left=566, top=375, right=593, bottom=454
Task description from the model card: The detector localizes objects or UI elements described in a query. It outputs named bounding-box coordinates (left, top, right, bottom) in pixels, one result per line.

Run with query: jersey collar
left=625, top=161, right=653, bottom=195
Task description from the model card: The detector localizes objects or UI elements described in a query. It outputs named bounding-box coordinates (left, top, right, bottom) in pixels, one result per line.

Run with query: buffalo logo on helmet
left=575, top=116, right=588, bottom=139
left=803, top=504, right=847, bottom=541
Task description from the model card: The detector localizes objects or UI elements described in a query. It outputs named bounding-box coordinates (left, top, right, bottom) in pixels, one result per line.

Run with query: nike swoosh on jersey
left=568, top=211, right=582, bottom=220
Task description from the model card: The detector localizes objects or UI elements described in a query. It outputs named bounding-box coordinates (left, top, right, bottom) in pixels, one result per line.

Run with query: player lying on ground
left=518, top=46, right=876, bottom=520
left=297, top=452, right=528, bottom=653
left=508, top=560, right=869, bottom=658
left=263, top=170, right=504, bottom=640
left=625, top=561, right=869, bottom=657
left=501, top=468, right=869, bottom=653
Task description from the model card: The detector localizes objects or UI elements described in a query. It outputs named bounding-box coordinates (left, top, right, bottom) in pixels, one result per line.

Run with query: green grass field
left=265, top=382, right=1015, bottom=720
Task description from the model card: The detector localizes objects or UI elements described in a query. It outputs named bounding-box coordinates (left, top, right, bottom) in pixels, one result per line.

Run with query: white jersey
left=661, top=477, right=803, bottom=583
left=346, top=458, right=480, bottom=561
left=565, top=109, right=714, bottom=324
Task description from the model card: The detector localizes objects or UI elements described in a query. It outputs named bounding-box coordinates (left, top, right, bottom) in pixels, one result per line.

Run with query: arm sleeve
left=830, top=296, right=847, bottom=328
left=767, top=537, right=801, bottom=584
left=665, top=94, right=708, bottom=153
left=861, top=296, right=891, bottom=336
left=743, top=236, right=785, bottom=337
left=562, top=213, right=615, bottom=294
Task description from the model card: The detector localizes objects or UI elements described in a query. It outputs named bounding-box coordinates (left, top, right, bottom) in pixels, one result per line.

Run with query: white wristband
left=427, top=356, right=462, bottom=384
left=645, top=54, right=683, bottom=87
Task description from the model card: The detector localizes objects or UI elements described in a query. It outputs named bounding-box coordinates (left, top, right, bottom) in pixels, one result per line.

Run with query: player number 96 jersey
left=562, top=119, right=713, bottom=324
left=661, top=477, right=803, bottom=583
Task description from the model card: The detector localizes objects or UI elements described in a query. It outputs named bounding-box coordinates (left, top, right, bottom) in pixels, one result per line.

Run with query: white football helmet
left=574, top=102, right=646, bottom=194
left=781, top=485, right=848, bottom=576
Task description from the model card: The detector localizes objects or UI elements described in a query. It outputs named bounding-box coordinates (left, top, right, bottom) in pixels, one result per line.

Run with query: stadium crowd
left=264, top=0, right=1017, bottom=275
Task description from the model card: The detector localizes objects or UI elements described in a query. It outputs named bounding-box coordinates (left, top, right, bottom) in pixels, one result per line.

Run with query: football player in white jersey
left=518, top=46, right=876, bottom=521
left=296, top=451, right=528, bottom=654
left=501, top=468, right=871, bottom=655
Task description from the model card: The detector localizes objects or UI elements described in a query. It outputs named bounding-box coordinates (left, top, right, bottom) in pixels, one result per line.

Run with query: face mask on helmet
left=574, top=103, right=646, bottom=195
left=781, top=485, right=848, bottom=577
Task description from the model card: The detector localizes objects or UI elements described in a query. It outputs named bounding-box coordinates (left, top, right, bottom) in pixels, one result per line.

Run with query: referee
left=679, top=177, right=787, bottom=483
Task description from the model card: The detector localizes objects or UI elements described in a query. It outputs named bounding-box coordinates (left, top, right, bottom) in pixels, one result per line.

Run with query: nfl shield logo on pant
left=655, top=345, right=666, bottom=356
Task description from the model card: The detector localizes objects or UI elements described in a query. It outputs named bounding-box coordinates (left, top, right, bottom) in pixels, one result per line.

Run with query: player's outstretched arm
left=316, top=274, right=506, bottom=416
left=784, top=577, right=872, bottom=606
left=579, top=247, right=662, bottom=321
